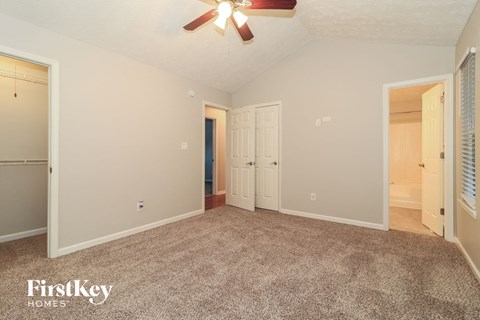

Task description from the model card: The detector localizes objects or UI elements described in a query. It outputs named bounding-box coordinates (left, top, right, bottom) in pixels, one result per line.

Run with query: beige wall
left=233, top=39, right=454, bottom=224
left=0, top=13, right=231, bottom=248
left=0, top=57, right=48, bottom=236
left=455, top=2, right=480, bottom=274
left=205, top=107, right=226, bottom=193
left=389, top=122, right=422, bottom=185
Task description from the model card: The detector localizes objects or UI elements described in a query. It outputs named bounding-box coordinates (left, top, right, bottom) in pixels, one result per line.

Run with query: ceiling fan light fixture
left=214, top=15, right=228, bottom=30
left=217, top=1, right=233, bottom=18
left=233, top=11, right=248, bottom=27
left=183, top=0, right=297, bottom=42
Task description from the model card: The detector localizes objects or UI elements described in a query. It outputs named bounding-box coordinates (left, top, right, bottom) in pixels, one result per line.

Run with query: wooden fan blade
left=247, top=0, right=297, bottom=10
left=183, top=9, right=217, bottom=31
left=231, top=17, right=254, bottom=41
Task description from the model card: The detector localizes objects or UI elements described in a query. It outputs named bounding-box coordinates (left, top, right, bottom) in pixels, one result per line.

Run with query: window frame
left=457, top=47, right=477, bottom=219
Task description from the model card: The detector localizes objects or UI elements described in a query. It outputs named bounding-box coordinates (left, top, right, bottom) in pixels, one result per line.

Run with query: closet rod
left=0, top=72, right=48, bottom=86
left=390, top=111, right=421, bottom=115
left=0, top=159, right=48, bottom=166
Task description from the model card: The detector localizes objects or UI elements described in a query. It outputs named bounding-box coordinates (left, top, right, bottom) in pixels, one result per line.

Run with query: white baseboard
left=0, top=227, right=47, bottom=243
left=57, top=209, right=204, bottom=257
left=216, top=190, right=226, bottom=195
left=280, top=209, right=387, bottom=231
left=455, top=237, right=480, bottom=283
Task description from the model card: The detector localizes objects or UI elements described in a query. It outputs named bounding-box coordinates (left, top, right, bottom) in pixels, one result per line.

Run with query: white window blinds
left=460, top=51, right=476, bottom=212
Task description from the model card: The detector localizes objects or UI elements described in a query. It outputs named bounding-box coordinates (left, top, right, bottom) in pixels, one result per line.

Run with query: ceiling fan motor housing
left=234, top=0, right=253, bottom=7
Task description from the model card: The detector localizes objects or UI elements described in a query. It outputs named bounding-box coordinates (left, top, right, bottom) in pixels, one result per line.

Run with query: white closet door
left=255, top=105, right=279, bottom=211
left=226, top=106, right=256, bottom=211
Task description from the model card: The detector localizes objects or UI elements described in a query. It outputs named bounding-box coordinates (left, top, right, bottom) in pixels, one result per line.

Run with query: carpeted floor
left=1, top=206, right=480, bottom=320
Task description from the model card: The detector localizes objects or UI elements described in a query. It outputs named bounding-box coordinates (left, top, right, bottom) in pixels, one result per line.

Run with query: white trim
left=58, top=209, right=204, bottom=256
left=383, top=74, right=455, bottom=242
left=455, top=237, right=480, bottom=283
left=280, top=209, right=386, bottom=231
left=212, top=118, right=217, bottom=195
left=278, top=102, right=283, bottom=210
left=455, top=47, right=477, bottom=72
left=0, top=228, right=47, bottom=243
left=0, top=45, right=60, bottom=258
left=239, top=101, right=283, bottom=110
left=202, top=101, right=230, bottom=211
left=457, top=198, right=477, bottom=219
left=216, top=190, right=226, bottom=195
left=203, top=100, right=232, bottom=111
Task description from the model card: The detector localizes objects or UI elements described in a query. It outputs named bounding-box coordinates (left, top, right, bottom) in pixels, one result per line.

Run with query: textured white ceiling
left=0, top=0, right=477, bottom=92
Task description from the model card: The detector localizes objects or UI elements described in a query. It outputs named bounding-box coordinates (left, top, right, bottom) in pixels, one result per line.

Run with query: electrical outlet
left=310, top=193, right=316, bottom=201
left=137, top=200, right=144, bottom=212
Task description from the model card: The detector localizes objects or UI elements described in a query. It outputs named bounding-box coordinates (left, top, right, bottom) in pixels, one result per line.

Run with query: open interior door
left=421, top=83, right=444, bottom=236
left=226, top=106, right=256, bottom=211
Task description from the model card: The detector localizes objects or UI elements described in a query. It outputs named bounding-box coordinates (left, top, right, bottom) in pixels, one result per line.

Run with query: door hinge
left=440, top=152, right=445, bottom=159
left=440, top=94, right=445, bottom=104
left=440, top=208, right=445, bottom=216
left=49, top=167, right=52, bottom=174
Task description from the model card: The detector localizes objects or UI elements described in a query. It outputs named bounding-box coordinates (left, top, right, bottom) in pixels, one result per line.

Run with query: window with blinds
left=460, top=51, right=476, bottom=215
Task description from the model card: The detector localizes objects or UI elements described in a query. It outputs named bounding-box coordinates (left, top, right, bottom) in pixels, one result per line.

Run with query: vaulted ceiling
left=0, top=0, right=477, bottom=92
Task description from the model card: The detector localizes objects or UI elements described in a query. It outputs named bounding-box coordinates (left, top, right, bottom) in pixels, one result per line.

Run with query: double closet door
left=226, top=104, right=279, bottom=212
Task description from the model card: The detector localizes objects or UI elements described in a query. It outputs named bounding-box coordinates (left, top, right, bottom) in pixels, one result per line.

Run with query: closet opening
left=0, top=55, right=48, bottom=248
left=0, top=49, right=59, bottom=258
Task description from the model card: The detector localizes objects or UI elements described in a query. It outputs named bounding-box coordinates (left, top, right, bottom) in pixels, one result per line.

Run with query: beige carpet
left=1, top=206, right=480, bottom=319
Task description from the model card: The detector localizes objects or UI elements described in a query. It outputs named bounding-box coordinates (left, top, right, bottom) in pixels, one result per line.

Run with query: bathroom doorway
left=388, top=82, right=444, bottom=236
left=203, top=105, right=227, bottom=211
left=205, top=118, right=215, bottom=196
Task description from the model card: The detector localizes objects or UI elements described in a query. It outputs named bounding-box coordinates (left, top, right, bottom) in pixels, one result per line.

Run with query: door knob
left=246, top=161, right=254, bottom=166
left=271, top=161, right=278, bottom=165
left=418, top=163, right=425, bottom=168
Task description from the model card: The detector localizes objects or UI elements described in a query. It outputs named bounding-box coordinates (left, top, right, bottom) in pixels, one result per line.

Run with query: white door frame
left=202, top=101, right=231, bottom=211
left=383, top=74, right=454, bottom=242
left=0, top=45, right=60, bottom=257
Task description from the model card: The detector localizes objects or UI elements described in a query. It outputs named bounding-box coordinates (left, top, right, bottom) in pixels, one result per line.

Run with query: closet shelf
left=0, top=159, right=48, bottom=166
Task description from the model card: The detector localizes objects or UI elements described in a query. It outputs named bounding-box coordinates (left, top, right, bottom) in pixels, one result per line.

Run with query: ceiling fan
left=183, top=0, right=297, bottom=42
